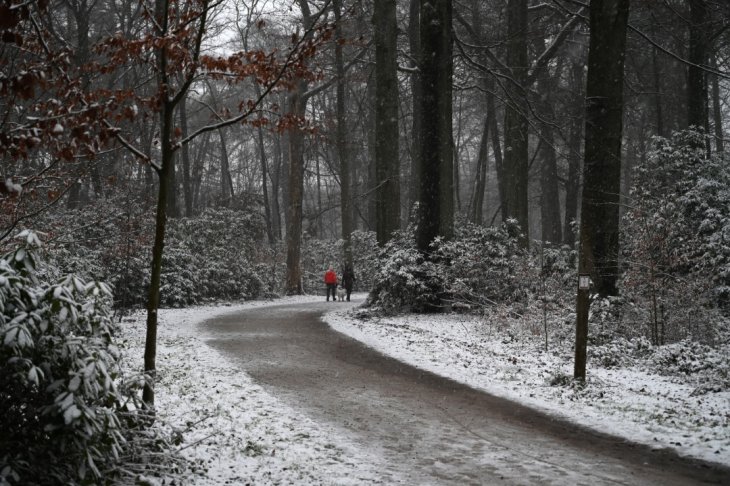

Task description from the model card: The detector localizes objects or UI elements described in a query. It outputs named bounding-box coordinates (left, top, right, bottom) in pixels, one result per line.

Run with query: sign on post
left=578, top=274, right=590, bottom=290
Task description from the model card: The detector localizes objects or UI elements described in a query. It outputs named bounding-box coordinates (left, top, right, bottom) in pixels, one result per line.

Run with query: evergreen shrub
left=0, top=231, right=131, bottom=484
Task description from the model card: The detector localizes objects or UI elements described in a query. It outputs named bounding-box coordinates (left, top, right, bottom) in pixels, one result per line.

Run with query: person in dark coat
left=341, top=264, right=356, bottom=302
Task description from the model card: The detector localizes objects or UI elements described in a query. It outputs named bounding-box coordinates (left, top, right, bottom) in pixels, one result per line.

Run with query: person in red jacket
left=324, top=266, right=338, bottom=302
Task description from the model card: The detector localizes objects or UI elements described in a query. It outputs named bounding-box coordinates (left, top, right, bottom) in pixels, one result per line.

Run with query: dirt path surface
left=201, top=300, right=730, bottom=485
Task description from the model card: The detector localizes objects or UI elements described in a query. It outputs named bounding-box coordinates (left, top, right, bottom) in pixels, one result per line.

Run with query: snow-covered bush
left=367, top=221, right=535, bottom=314
left=0, top=231, right=129, bottom=484
left=590, top=336, right=652, bottom=368
left=622, top=130, right=730, bottom=344
left=44, top=206, right=266, bottom=308
left=349, top=230, right=379, bottom=291
left=435, top=220, right=530, bottom=309
left=367, top=230, right=446, bottom=313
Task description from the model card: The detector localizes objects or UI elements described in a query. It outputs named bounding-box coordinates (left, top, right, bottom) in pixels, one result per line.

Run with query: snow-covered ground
left=119, top=294, right=729, bottom=484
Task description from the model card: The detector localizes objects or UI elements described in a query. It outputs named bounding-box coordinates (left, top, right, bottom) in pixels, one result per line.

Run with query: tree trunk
left=166, top=148, right=178, bottom=218
left=218, top=128, right=234, bottom=206
left=285, top=86, right=307, bottom=294
left=334, top=0, right=353, bottom=265
left=143, top=103, right=173, bottom=405
left=564, top=59, right=584, bottom=247
left=470, top=114, right=489, bottom=224
left=272, top=133, right=283, bottom=239
left=539, top=123, right=562, bottom=244
left=502, top=0, right=529, bottom=247
left=284, top=0, right=314, bottom=294
left=374, top=0, right=401, bottom=246
left=535, top=35, right=562, bottom=245
left=687, top=0, right=709, bottom=132
left=179, top=95, right=194, bottom=217
left=651, top=22, right=665, bottom=138
left=575, top=0, right=629, bottom=380
left=256, top=122, right=274, bottom=243
left=416, top=0, right=453, bottom=253
left=408, top=0, right=422, bottom=215
left=711, top=53, right=724, bottom=152
left=488, top=86, right=506, bottom=224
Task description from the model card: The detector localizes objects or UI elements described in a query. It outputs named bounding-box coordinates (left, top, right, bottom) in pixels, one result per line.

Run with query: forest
left=1, top=0, right=730, bottom=483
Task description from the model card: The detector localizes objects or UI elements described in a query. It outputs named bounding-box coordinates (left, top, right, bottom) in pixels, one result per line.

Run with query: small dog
left=337, top=286, right=346, bottom=302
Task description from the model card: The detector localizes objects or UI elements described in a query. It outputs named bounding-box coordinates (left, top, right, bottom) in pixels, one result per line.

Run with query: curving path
left=200, top=299, right=730, bottom=485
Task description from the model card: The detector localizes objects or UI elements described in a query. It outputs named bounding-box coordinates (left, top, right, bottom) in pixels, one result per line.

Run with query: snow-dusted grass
left=118, top=295, right=729, bottom=484
left=323, top=305, right=730, bottom=468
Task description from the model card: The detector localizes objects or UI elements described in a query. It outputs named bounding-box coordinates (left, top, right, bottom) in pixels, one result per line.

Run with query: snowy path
left=200, top=299, right=730, bottom=485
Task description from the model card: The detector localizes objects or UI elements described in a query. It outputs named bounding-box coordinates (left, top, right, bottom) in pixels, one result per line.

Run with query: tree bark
left=711, top=53, right=724, bottom=152
left=373, top=0, right=401, bottom=246
left=334, top=0, right=353, bottom=265
left=284, top=0, right=314, bottom=294
left=575, top=0, right=629, bottom=380
left=217, top=127, right=234, bottom=206
left=502, top=0, right=529, bottom=247
left=408, top=0, right=422, bottom=215
left=179, top=95, right=194, bottom=217
left=470, top=113, right=489, bottom=224
left=285, top=85, right=307, bottom=294
left=564, top=58, right=584, bottom=247
left=687, top=0, right=709, bottom=132
left=416, top=0, right=453, bottom=253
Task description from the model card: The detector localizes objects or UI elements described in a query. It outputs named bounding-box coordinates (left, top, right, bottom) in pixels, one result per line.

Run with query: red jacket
left=324, top=269, right=337, bottom=284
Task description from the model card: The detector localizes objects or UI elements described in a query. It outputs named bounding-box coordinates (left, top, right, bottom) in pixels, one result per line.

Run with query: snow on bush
left=41, top=207, right=266, bottom=308
left=0, top=231, right=130, bottom=484
left=622, top=130, right=730, bottom=344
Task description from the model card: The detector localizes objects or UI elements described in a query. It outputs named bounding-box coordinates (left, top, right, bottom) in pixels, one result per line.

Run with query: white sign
left=578, top=274, right=590, bottom=290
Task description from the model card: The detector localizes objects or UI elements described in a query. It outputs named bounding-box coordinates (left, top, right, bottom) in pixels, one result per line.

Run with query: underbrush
left=0, top=231, right=185, bottom=485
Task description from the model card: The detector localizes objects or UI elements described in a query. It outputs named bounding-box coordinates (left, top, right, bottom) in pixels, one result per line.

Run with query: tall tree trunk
left=366, top=69, right=377, bottom=230
left=256, top=121, right=274, bottom=243
left=285, top=86, right=307, bottom=294
left=539, top=123, right=562, bottom=244
left=502, top=0, right=529, bottom=247
left=408, top=0, right=422, bottom=215
left=650, top=22, right=665, bottom=138
left=575, top=0, right=629, bottom=380
left=470, top=114, right=490, bottom=224
left=535, top=35, right=562, bottom=245
left=488, top=86, right=506, bottom=223
left=218, top=128, right=234, bottom=206
left=284, top=0, right=314, bottom=294
left=272, top=133, right=283, bottom=239
left=564, top=59, right=584, bottom=247
left=179, top=95, right=194, bottom=217
left=711, top=53, right=724, bottom=152
left=374, top=0, right=401, bottom=246
left=166, top=150, right=178, bottom=218
left=687, top=0, right=709, bottom=132
left=334, top=0, right=353, bottom=265
left=416, top=0, right=453, bottom=253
